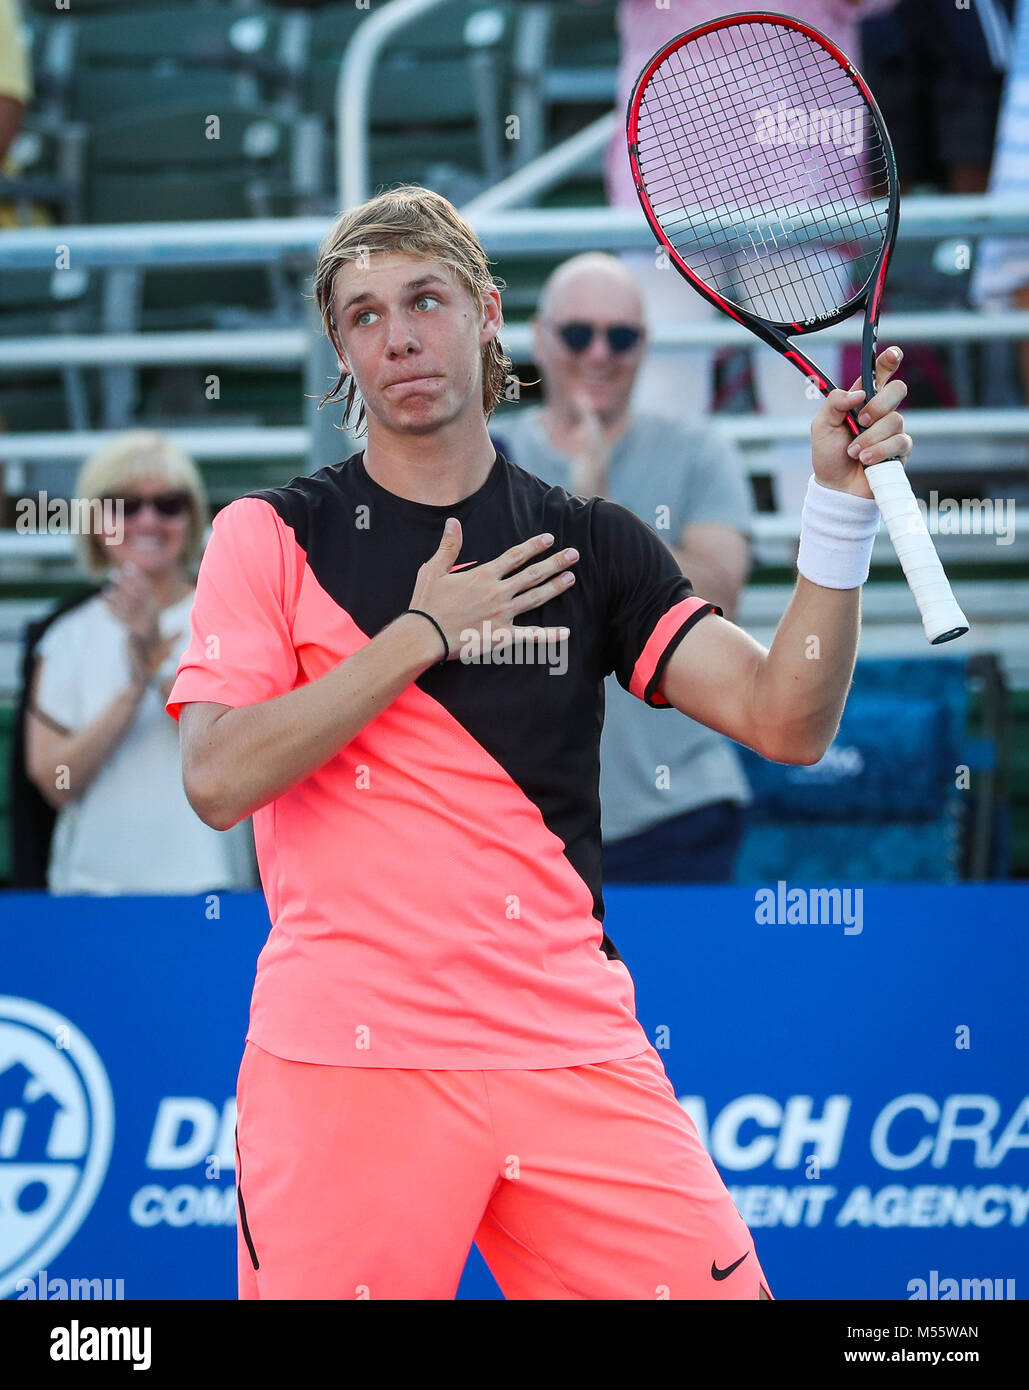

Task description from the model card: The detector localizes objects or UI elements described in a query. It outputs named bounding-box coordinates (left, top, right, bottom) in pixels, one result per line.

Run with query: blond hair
left=312, top=184, right=512, bottom=435
left=72, top=431, right=209, bottom=579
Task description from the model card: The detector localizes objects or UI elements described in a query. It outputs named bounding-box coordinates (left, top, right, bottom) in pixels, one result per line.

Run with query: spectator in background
left=602, top=0, right=899, bottom=510
left=0, top=0, right=28, bottom=162
left=493, top=253, right=753, bottom=882
left=861, top=0, right=1015, bottom=195
left=970, top=0, right=1029, bottom=401
left=22, top=432, right=257, bottom=895
left=0, top=0, right=31, bottom=225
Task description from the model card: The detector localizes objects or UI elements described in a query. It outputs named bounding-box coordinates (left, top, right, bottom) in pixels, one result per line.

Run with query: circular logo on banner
left=0, top=998, right=115, bottom=1300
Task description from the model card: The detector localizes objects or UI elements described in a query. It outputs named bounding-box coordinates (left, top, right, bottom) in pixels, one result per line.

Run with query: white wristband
left=796, top=475, right=881, bottom=590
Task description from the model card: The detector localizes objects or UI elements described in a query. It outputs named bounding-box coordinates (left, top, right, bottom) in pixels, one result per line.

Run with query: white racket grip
left=863, top=458, right=969, bottom=644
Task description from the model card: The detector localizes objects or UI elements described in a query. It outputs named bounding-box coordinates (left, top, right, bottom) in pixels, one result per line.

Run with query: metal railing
left=337, top=0, right=452, bottom=211
left=2, top=197, right=1028, bottom=269
left=1, top=199, right=1027, bottom=494
left=1, top=311, right=1028, bottom=372
left=0, top=410, right=1025, bottom=469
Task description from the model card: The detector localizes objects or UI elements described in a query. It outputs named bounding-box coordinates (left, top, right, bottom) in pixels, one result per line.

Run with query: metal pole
left=337, top=0, right=452, bottom=211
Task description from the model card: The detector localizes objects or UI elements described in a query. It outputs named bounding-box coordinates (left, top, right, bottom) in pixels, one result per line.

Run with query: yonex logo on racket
left=754, top=102, right=865, bottom=156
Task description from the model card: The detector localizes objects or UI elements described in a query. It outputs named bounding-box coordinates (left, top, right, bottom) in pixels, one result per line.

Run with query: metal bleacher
left=1, top=0, right=1027, bottom=881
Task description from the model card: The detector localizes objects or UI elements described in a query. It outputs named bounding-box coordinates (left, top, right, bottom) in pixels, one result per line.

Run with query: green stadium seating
left=66, top=6, right=295, bottom=123
left=510, top=0, right=617, bottom=170
left=85, top=103, right=322, bottom=223
left=77, top=67, right=259, bottom=126
left=545, top=0, right=619, bottom=74
left=489, top=252, right=563, bottom=318
left=0, top=269, right=100, bottom=430
left=0, top=266, right=98, bottom=330
left=301, top=0, right=368, bottom=116
left=0, top=115, right=86, bottom=224
left=307, top=0, right=515, bottom=208
left=71, top=6, right=286, bottom=70
left=83, top=103, right=318, bottom=335
left=20, top=2, right=309, bottom=129
left=0, top=383, right=82, bottom=433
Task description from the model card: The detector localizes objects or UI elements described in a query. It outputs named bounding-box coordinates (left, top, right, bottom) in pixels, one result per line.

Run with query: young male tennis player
left=168, top=185, right=910, bottom=1300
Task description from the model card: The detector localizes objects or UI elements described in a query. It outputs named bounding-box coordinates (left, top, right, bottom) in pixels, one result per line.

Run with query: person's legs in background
left=602, top=799, right=747, bottom=884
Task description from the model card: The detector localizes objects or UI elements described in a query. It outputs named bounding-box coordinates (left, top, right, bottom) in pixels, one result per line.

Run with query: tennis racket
left=627, top=11, right=969, bottom=644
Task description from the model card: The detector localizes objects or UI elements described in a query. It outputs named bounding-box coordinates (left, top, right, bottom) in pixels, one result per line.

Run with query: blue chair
left=734, top=657, right=1003, bottom=883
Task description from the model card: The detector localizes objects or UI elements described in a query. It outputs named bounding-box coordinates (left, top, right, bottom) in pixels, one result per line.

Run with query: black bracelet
left=405, top=609, right=449, bottom=665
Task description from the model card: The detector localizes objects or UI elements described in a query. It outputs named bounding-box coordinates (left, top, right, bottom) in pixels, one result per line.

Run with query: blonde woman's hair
left=73, top=431, right=209, bottom=579
left=312, top=183, right=512, bottom=436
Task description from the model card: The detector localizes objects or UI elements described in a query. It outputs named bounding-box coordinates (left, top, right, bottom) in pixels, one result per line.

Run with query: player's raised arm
left=659, top=350, right=913, bottom=764
left=656, top=587, right=858, bottom=766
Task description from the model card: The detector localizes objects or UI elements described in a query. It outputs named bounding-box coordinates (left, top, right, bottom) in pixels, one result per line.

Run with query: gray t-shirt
left=493, top=406, right=753, bottom=841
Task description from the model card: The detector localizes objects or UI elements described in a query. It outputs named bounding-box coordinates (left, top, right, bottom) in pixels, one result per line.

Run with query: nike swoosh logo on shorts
left=711, top=1251, right=750, bottom=1281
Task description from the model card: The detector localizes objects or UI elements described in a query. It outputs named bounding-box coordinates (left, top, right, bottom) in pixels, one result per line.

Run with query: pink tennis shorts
left=234, top=1040, right=774, bottom=1300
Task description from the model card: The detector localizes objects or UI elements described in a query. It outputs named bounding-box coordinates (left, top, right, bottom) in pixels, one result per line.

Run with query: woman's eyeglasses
left=549, top=321, right=643, bottom=354
left=103, top=492, right=191, bottom=518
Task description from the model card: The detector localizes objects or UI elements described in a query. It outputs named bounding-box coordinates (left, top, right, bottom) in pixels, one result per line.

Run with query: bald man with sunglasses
left=494, top=253, right=754, bottom=881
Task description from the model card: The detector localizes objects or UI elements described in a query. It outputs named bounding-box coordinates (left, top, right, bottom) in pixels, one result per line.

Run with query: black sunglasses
left=551, top=321, right=643, bottom=354
left=105, top=491, right=191, bottom=518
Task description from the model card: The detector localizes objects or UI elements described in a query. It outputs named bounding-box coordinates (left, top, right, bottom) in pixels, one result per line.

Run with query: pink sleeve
left=166, top=496, right=301, bottom=721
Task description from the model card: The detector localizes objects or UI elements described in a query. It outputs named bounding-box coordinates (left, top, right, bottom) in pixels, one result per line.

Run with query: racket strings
left=641, top=34, right=882, bottom=317
left=640, top=31, right=887, bottom=319
left=633, top=20, right=891, bottom=325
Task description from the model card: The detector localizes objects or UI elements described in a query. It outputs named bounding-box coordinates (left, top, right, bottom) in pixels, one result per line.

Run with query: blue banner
left=1, top=885, right=1025, bottom=1301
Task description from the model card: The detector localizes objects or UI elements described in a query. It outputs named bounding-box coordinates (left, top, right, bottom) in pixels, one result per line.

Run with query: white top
left=33, top=590, right=257, bottom=895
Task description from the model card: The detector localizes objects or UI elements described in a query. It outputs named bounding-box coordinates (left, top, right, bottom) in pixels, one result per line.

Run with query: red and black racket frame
left=626, top=11, right=901, bottom=442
